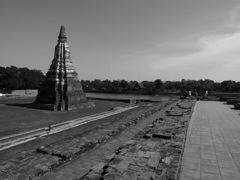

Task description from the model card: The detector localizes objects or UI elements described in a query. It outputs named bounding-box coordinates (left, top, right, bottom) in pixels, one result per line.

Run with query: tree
left=221, top=80, right=235, bottom=92
left=91, top=79, right=102, bottom=91
left=232, top=82, right=240, bottom=93
left=145, top=81, right=156, bottom=94
left=0, top=66, right=6, bottom=89
left=81, top=80, right=92, bottom=91
left=202, top=79, right=214, bottom=92
left=173, top=81, right=181, bottom=91
left=120, top=80, right=129, bottom=90
left=102, top=79, right=113, bottom=91
left=19, top=68, right=45, bottom=91
left=164, top=81, right=175, bottom=92
left=180, top=79, right=188, bottom=92
left=154, top=79, right=163, bottom=89
left=112, top=80, right=121, bottom=92
left=0, top=66, right=45, bottom=91
left=4, top=66, right=22, bottom=90
left=213, top=82, right=221, bottom=92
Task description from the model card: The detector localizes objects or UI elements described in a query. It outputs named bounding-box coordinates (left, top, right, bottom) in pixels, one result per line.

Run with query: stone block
left=147, top=158, right=160, bottom=169
left=116, top=160, right=132, bottom=172
left=105, top=154, right=115, bottom=161
left=166, top=110, right=183, bottom=116
left=91, top=162, right=106, bottom=173
left=227, top=99, right=240, bottom=104
left=128, top=164, right=143, bottom=172
left=152, top=133, right=172, bottom=139
left=82, top=171, right=102, bottom=180
left=234, top=103, right=240, bottom=110
left=162, top=156, right=173, bottom=165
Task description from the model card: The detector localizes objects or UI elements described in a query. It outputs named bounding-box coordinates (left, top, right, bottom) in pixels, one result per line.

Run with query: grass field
left=0, top=96, right=129, bottom=136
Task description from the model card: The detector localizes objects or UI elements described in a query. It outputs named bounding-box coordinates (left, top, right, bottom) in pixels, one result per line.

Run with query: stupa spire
left=58, top=25, right=67, bottom=42
left=34, top=26, right=93, bottom=111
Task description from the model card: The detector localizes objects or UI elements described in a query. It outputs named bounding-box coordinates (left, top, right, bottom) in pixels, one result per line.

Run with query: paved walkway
left=180, top=101, right=240, bottom=180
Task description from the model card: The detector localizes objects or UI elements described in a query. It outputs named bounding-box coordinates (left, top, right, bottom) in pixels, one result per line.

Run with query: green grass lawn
left=0, top=96, right=128, bottom=136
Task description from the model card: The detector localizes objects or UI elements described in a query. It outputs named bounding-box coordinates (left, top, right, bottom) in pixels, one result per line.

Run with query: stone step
left=219, top=96, right=238, bottom=101
left=227, top=99, right=240, bottom=105
left=234, top=103, right=240, bottom=110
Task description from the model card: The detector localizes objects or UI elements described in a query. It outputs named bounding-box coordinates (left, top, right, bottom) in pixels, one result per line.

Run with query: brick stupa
left=34, top=26, right=92, bottom=111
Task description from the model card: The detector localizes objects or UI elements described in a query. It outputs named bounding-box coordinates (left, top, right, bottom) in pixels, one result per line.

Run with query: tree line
left=1, top=66, right=240, bottom=95
left=0, top=66, right=45, bottom=90
left=81, top=79, right=240, bottom=95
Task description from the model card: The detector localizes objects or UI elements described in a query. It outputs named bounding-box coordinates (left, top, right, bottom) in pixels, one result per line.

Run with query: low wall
left=211, top=92, right=240, bottom=98
left=0, top=89, right=38, bottom=96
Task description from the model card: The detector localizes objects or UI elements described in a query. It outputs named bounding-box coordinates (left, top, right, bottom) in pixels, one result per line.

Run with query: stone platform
left=180, top=101, right=240, bottom=180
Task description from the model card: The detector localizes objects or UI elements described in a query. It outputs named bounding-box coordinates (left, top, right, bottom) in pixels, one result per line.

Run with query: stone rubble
left=0, top=99, right=178, bottom=180
left=165, top=110, right=183, bottom=116
left=176, top=102, right=193, bottom=109
left=0, top=151, right=62, bottom=180
left=226, top=99, right=240, bottom=105
left=234, top=103, right=240, bottom=110
left=36, top=102, right=173, bottom=161
left=80, top=100, right=195, bottom=180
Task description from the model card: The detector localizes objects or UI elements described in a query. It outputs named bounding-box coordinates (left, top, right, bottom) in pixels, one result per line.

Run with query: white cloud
left=121, top=4, right=240, bottom=82
left=150, top=32, right=240, bottom=81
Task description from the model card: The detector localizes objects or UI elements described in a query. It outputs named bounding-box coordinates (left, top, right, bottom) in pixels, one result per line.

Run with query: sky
left=1, top=0, right=240, bottom=82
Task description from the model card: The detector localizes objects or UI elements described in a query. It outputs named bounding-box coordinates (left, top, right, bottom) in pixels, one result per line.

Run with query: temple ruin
left=34, top=26, right=92, bottom=111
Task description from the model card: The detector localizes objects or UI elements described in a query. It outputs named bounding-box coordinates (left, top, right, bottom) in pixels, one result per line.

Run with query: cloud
left=119, top=3, right=240, bottom=81
left=122, top=27, right=240, bottom=81
left=228, top=3, right=240, bottom=29
left=124, top=35, right=203, bottom=58
left=153, top=32, right=240, bottom=79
